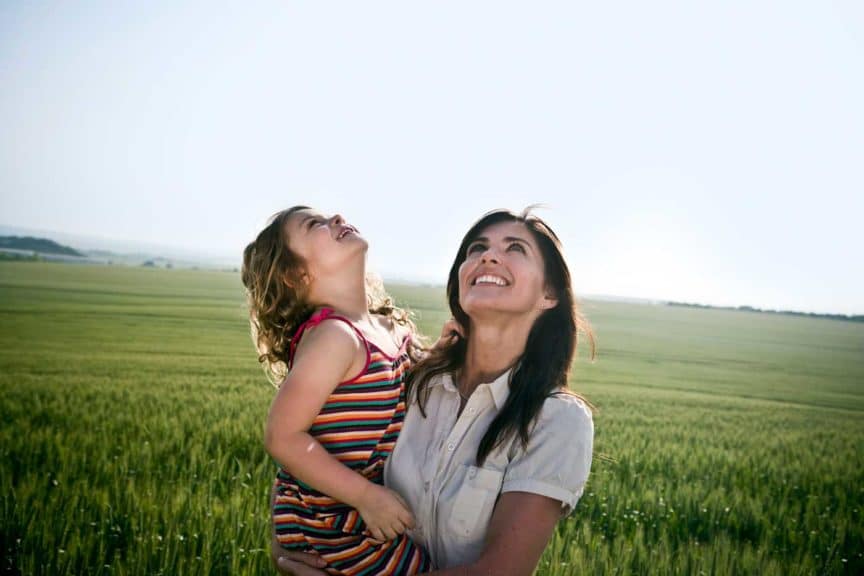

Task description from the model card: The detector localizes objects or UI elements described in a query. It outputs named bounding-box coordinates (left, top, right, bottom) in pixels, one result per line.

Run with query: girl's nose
left=330, top=214, right=345, bottom=227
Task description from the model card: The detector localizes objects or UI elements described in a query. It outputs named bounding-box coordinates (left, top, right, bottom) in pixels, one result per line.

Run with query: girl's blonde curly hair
left=241, top=207, right=422, bottom=385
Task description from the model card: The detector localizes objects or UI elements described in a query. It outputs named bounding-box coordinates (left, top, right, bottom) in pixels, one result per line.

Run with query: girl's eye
left=507, top=243, right=526, bottom=253
left=307, top=219, right=324, bottom=229
left=467, top=243, right=486, bottom=255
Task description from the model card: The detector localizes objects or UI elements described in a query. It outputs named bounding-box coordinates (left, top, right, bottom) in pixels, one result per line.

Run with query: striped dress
left=272, top=308, right=432, bottom=575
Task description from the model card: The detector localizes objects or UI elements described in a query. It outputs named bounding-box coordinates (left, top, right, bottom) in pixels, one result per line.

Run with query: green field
left=1, top=261, right=862, bottom=575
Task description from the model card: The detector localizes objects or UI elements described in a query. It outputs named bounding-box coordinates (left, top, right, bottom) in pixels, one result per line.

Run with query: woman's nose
left=330, top=214, right=345, bottom=227
left=480, top=247, right=500, bottom=264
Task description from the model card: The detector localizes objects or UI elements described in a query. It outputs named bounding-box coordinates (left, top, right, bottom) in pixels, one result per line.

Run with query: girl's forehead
left=285, top=208, right=325, bottom=230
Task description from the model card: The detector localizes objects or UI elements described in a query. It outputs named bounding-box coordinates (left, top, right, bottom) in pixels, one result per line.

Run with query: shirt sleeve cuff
left=501, top=479, right=582, bottom=515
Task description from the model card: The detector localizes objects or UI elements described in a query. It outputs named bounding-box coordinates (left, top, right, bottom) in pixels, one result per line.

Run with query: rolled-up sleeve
left=501, top=394, right=594, bottom=516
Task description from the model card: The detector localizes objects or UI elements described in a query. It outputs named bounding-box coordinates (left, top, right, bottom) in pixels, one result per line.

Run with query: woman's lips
left=471, top=274, right=509, bottom=286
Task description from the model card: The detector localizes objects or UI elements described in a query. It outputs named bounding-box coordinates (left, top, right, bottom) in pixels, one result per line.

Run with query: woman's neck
left=460, top=316, right=532, bottom=392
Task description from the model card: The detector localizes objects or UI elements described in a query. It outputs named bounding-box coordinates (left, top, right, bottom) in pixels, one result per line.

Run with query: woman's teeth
left=473, top=275, right=508, bottom=286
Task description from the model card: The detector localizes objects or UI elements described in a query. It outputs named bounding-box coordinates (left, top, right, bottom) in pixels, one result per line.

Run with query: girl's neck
left=459, top=316, right=532, bottom=392
left=308, top=269, right=370, bottom=323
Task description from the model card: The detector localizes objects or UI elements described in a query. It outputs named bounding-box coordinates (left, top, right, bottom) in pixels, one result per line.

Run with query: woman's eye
left=467, top=243, right=486, bottom=255
left=507, top=243, right=526, bottom=253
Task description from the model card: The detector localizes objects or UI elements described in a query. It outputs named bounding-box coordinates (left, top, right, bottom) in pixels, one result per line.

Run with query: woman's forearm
left=425, top=565, right=474, bottom=576
left=424, top=492, right=562, bottom=576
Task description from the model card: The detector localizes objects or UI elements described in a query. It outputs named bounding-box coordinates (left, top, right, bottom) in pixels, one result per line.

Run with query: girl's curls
left=242, top=206, right=423, bottom=384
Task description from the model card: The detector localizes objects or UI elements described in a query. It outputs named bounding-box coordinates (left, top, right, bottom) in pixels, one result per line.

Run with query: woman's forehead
left=472, top=220, right=534, bottom=243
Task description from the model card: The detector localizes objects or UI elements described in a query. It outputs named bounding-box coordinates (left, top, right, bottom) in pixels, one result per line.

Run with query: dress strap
left=287, top=307, right=371, bottom=374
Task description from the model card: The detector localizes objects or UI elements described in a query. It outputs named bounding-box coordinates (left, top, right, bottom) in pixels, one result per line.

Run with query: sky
left=1, top=1, right=862, bottom=314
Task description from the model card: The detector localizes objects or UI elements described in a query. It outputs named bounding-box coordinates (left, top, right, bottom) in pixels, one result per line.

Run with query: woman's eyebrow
left=468, top=236, right=533, bottom=250
left=503, top=236, right=532, bottom=248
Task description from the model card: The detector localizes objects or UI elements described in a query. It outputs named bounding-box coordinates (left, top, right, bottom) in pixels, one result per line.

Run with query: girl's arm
left=426, top=492, right=561, bottom=576
left=265, top=319, right=414, bottom=540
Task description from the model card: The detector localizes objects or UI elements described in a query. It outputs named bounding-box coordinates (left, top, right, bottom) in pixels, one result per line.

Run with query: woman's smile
left=471, top=274, right=510, bottom=287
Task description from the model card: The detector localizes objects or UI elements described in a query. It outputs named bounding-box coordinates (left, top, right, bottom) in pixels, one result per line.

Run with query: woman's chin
left=461, top=299, right=532, bottom=319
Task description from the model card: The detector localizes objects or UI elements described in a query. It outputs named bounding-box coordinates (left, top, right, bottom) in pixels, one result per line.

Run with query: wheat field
left=1, top=262, right=861, bottom=575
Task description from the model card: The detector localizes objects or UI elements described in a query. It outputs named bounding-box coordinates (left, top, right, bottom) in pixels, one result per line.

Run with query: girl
left=241, top=206, right=432, bottom=575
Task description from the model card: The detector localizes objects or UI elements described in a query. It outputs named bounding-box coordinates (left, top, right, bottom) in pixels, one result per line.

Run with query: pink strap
left=287, top=308, right=371, bottom=375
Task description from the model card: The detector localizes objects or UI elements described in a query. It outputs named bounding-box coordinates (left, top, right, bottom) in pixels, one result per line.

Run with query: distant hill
left=0, top=224, right=238, bottom=269
left=0, top=234, right=228, bottom=269
left=666, top=300, right=864, bottom=323
left=0, top=236, right=84, bottom=257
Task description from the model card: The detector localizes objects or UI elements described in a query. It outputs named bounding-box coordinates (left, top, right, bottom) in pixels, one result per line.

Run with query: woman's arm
left=427, top=492, right=561, bottom=576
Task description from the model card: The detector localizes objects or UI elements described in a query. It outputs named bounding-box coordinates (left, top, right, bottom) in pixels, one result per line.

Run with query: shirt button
left=468, top=407, right=477, bottom=415
left=468, top=468, right=476, bottom=479
left=447, top=442, right=455, bottom=452
left=423, top=481, right=430, bottom=492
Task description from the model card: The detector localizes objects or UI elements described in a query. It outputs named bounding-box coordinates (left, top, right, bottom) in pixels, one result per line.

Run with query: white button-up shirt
left=384, top=369, right=594, bottom=569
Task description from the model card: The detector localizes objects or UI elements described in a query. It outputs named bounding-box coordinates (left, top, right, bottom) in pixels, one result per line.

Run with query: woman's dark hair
left=406, top=207, right=595, bottom=465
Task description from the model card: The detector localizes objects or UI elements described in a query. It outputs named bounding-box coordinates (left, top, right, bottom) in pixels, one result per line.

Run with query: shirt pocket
left=446, top=465, right=504, bottom=539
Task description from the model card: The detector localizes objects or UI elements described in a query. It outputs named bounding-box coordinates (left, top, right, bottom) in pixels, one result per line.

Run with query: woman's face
left=457, top=220, right=557, bottom=320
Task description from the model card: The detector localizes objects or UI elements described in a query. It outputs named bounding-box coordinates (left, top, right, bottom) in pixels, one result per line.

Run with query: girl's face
left=284, top=208, right=367, bottom=281
left=457, top=220, right=557, bottom=320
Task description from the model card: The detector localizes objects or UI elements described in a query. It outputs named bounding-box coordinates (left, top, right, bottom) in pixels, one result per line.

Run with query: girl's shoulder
left=300, top=313, right=364, bottom=343
left=289, top=308, right=366, bottom=365
left=372, top=312, right=414, bottom=342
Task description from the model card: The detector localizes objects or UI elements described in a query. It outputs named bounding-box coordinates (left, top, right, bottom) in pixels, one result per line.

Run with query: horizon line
left=1, top=223, right=861, bottom=318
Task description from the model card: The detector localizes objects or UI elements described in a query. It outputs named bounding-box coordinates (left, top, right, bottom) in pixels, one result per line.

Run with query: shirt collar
left=486, top=368, right=513, bottom=410
left=435, top=367, right=514, bottom=411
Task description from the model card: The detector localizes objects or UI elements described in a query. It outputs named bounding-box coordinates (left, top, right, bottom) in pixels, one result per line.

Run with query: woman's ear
left=539, top=290, right=558, bottom=311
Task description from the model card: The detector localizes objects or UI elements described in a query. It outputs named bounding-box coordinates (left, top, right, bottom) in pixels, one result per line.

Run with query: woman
left=274, top=208, right=595, bottom=575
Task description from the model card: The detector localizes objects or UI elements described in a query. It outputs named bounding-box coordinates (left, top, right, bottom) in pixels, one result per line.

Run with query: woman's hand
left=432, top=317, right=464, bottom=350
left=355, top=483, right=415, bottom=541
left=271, top=482, right=327, bottom=575
left=271, top=521, right=327, bottom=575
left=271, top=549, right=328, bottom=576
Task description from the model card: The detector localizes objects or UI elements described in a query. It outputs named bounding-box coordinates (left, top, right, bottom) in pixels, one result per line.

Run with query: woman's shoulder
left=535, top=389, right=594, bottom=436
left=504, top=388, right=593, bottom=468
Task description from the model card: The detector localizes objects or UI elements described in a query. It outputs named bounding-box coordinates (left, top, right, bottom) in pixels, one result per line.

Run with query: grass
left=1, top=261, right=862, bottom=575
